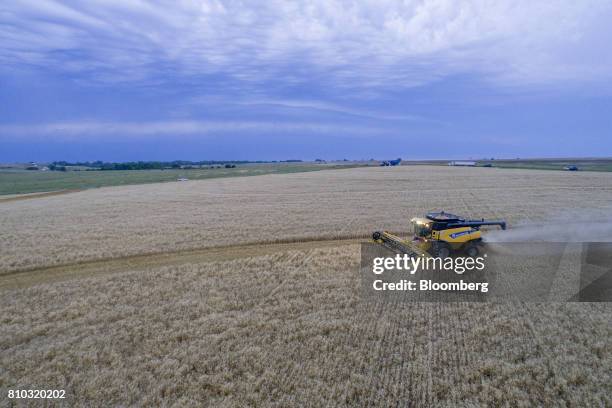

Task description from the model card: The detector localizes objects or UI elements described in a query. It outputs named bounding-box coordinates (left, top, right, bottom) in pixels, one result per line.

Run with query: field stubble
left=1, top=246, right=610, bottom=406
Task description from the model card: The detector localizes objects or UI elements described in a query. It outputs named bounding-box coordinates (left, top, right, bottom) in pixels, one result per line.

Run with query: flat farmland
left=2, top=166, right=612, bottom=274
left=1, top=166, right=611, bottom=406
left=0, top=162, right=366, bottom=196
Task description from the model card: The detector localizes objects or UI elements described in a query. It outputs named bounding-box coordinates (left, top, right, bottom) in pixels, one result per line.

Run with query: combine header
left=373, top=211, right=506, bottom=258
left=371, top=231, right=428, bottom=257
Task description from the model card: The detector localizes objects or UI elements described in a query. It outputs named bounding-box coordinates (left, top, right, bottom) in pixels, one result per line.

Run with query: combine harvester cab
left=373, top=211, right=506, bottom=258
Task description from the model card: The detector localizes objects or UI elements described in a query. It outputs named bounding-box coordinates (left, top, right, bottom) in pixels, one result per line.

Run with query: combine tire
left=465, top=244, right=479, bottom=257
left=372, top=231, right=382, bottom=241
left=432, top=242, right=451, bottom=259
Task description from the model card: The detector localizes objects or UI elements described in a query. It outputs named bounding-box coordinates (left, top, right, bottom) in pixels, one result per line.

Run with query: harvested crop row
left=1, top=246, right=610, bottom=407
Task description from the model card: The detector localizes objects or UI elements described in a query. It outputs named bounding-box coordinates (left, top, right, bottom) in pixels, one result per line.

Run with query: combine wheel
left=372, top=231, right=382, bottom=241
left=465, top=244, right=479, bottom=258
left=432, top=242, right=451, bottom=259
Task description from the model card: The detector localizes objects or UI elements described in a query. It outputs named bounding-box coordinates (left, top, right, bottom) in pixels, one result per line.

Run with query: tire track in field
left=1, top=232, right=377, bottom=278
left=0, top=236, right=368, bottom=291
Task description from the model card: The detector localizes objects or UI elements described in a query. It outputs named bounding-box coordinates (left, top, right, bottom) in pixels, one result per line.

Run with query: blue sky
left=1, top=0, right=612, bottom=162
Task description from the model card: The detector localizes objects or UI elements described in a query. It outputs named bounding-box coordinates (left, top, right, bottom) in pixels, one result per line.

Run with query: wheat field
left=1, top=166, right=611, bottom=406
left=1, top=166, right=611, bottom=273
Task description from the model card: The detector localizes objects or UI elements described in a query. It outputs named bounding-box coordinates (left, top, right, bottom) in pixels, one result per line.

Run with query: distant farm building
left=448, top=161, right=476, bottom=167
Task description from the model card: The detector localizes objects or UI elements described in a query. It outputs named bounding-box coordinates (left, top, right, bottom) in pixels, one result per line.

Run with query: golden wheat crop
left=1, top=166, right=611, bottom=273
left=1, top=166, right=611, bottom=406
left=1, top=246, right=610, bottom=406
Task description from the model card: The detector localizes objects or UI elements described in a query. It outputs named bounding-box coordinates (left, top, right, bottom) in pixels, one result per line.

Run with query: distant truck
left=380, top=158, right=402, bottom=166
left=564, top=165, right=579, bottom=171
left=448, top=161, right=476, bottom=167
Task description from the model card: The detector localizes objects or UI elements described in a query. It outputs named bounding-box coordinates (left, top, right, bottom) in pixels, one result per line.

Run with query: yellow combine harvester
left=373, top=211, right=506, bottom=258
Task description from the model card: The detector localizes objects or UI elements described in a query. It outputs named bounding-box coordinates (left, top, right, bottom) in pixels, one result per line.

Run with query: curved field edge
left=0, top=237, right=365, bottom=290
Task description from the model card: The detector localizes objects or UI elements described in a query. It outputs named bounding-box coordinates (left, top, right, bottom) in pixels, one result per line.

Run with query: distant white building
left=448, top=161, right=476, bottom=167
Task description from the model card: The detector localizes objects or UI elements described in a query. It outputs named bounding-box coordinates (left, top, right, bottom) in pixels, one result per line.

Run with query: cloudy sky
left=1, top=0, right=611, bottom=161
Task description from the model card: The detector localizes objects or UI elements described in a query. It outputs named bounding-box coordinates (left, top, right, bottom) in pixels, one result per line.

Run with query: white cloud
left=232, top=98, right=424, bottom=121
left=1, top=0, right=611, bottom=89
left=0, top=120, right=387, bottom=140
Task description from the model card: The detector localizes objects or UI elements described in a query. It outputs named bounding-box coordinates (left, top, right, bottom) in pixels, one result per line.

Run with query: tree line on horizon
left=48, top=159, right=304, bottom=171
